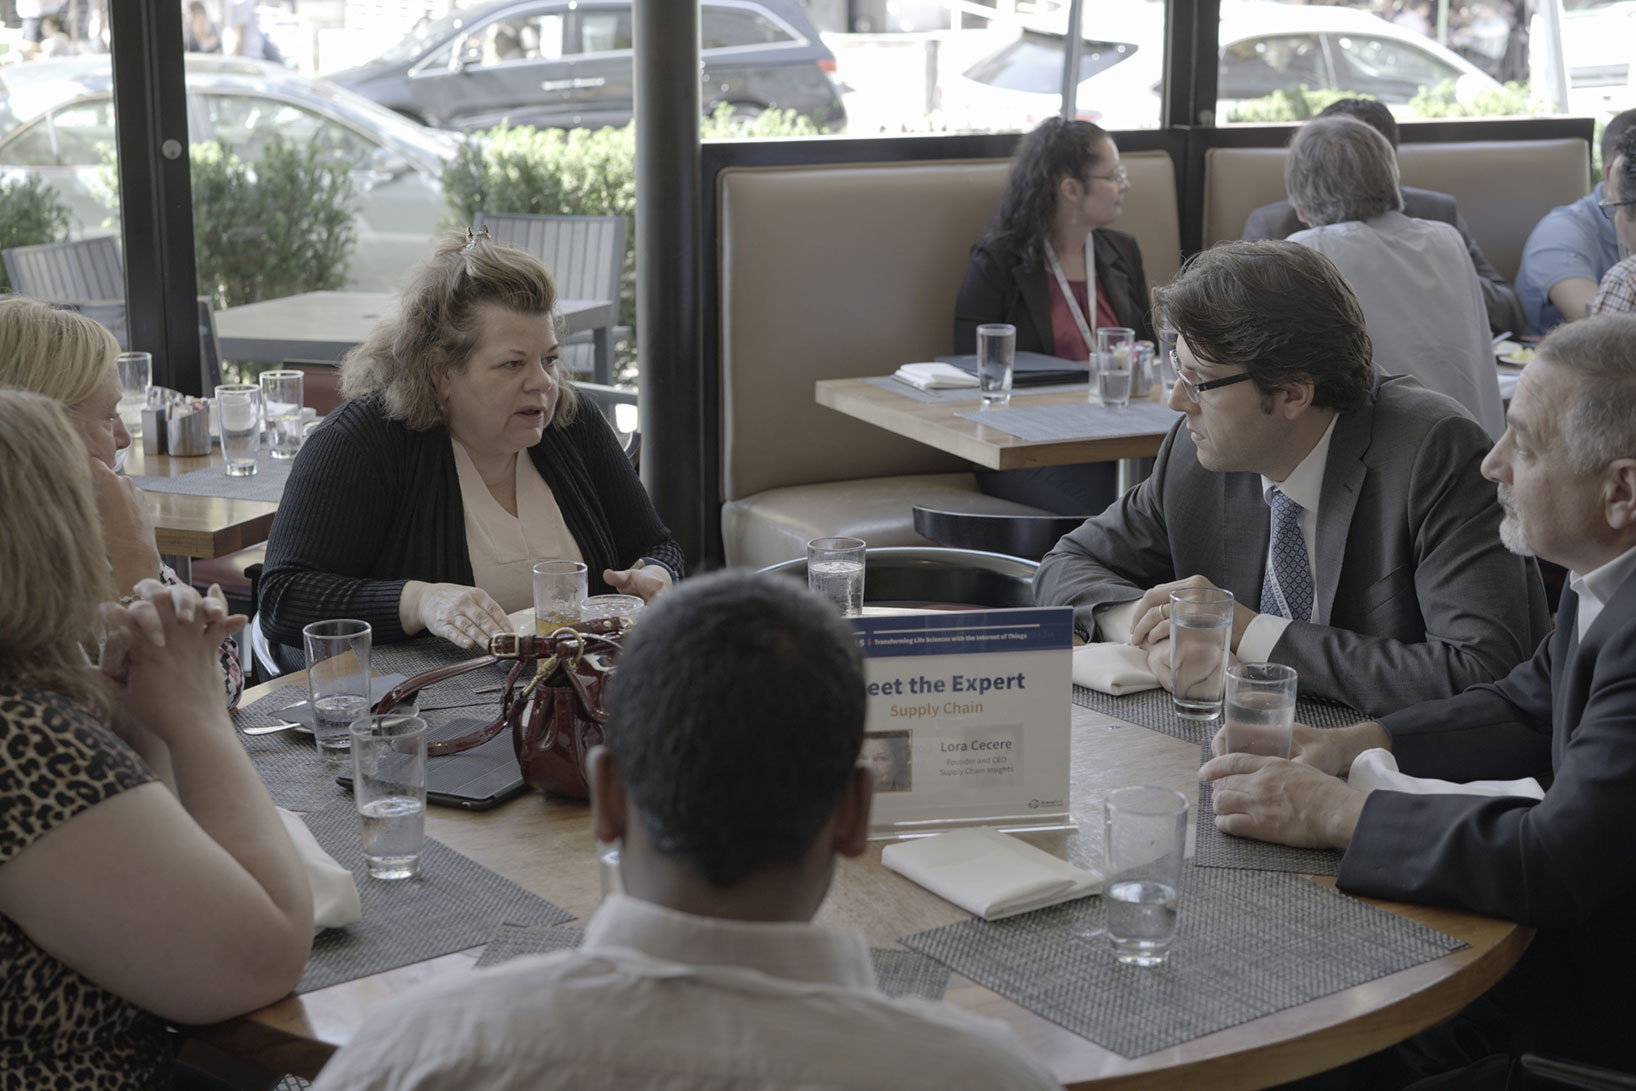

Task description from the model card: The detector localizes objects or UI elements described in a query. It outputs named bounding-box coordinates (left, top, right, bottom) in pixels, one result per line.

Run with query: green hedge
left=1225, top=80, right=1541, bottom=124
left=0, top=176, right=72, bottom=293
left=442, top=105, right=823, bottom=383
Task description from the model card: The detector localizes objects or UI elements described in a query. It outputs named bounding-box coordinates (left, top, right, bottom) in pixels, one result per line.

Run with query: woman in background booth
left=954, top=117, right=1153, bottom=514
left=259, top=231, right=683, bottom=664
left=0, top=298, right=243, bottom=708
left=0, top=389, right=312, bottom=1088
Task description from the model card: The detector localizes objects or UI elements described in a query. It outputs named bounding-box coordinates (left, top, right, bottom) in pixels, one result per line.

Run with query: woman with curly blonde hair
left=259, top=231, right=682, bottom=663
left=0, top=390, right=311, bottom=1088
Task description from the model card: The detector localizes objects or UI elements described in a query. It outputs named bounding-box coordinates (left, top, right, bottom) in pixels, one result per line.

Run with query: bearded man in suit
left=1034, top=241, right=1547, bottom=715
left=1202, top=312, right=1636, bottom=1078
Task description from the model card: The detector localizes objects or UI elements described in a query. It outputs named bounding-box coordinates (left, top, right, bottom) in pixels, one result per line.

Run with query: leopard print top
left=1, top=682, right=168, bottom=1089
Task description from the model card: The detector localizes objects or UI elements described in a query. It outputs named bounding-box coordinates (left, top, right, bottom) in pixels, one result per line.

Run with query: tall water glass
left=808, top=536, right=866, bottom=617
left=260, top=370, right=305, bottom=460
left=976, top=323, right=1015, bottom=406
left=1094, top=327, right=1135, bottom=409
left=350, top=714, right=428, bottom=880
left=116, top=351, right=152, bottom=437
left=304, top=619, right=372, bottom=764
left=1155, top=315, right=1179, bottom=400
left=1170, top=587, right=1234, bottom=720
left=1104, top=786, right=1189, bottom=966
left=533, top=559, right=588, bottom=632
left=1225, top=663, right=1298, bottom=758
left=215, top=383, right=261, bottom=477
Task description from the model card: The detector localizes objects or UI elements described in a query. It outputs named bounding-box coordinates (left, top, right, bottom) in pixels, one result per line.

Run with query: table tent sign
left=854, top=607, right=1074, bottom=839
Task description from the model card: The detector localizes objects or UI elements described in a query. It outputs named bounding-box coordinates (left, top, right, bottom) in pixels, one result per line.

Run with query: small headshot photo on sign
left=861, top=730, right=913, bottom=794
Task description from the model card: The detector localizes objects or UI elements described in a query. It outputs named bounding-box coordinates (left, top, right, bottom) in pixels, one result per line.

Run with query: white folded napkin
left=1071, top=642, right=1161, bottom=696
left=1347, top=748, right=1545, bottom=801
left=882, top=827, right=1102, bottom=921
left=893, top=362, right=979, bottom=390
left=277, top=807, right=363, bottom=933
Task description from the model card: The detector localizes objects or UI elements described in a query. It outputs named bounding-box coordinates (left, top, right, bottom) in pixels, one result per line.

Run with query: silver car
left=0, top=54, right=460, bottom=292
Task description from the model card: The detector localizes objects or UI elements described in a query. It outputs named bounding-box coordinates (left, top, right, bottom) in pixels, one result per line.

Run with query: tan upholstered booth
left=717, top=149, right=1181, bottom=569
left=1201, top=137, right=1591, bottom=284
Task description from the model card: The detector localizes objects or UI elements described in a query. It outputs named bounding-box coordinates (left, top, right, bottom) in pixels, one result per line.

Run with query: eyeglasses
left=1599, top=198, right=1636, bottom=220
left=1086, top=164, right=1129, bottom=186
left=1172, top=352, right=1254, bottom=404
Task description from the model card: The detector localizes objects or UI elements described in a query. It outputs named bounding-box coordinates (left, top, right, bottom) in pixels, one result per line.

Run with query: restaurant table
left=200, top=679, right=1529, bottom=1089
left=124, top=443, right=279, bottom=581
left=816, top=377, right=1173, bottom=494
left=216, top=291, right=619, bottom=382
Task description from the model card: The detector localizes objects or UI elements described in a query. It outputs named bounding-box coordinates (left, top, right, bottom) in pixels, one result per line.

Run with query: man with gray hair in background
left=1285, top=114, right=1504, bottom=439
left=1242, top=97, right=1522, bottom=336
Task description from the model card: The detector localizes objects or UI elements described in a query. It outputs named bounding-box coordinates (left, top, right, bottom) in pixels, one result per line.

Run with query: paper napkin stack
left=882, top=827, right=1102, bottom=921
left=893, top=362, right=979, bottom=391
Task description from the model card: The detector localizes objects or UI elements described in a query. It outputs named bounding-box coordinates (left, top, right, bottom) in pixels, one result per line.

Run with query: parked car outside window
left=0, top=55, right=458, bottom=293
left=330, top=0, right=844, bottom=133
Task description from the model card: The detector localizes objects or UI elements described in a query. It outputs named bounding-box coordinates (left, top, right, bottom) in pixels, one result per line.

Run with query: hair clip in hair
left=462, top=225, right=492, bottom=251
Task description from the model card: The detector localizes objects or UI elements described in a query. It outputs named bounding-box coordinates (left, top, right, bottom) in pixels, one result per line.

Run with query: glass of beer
left=532, top=560, right=587, bottom=632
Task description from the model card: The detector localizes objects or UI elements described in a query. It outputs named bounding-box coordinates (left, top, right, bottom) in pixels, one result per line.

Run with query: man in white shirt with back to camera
left=311, top=571, right=1061, bottom=1091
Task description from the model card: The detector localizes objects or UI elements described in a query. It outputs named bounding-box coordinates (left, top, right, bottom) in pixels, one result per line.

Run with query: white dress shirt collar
left=584, top=893, right=876, bottom=990
left=1569, top=542, right=1636, bottom=641
left=1261, top=414, right=1338, bottom=513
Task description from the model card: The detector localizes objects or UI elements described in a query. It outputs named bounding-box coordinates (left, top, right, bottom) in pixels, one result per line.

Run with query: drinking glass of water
left=1094, top=327, right=1135, bottom=409
left=1169, top=587, right=1234, bottom=721
left=808, top=536, right=866, bottom=617
left=116, top=351, right=152, bottom=438
left=350, top=713, right=427, bottom=881
left=976, top=323, right=1015, bottom=407
left=214, top=383, right=261, bottom=477
left=303, top=619, right=372, bottom=764
left=259, top=370, right=305, bottom=460
left=1104, top=785, right=1188, bottom=966
left=1225, top=663, right=1298, bottom=758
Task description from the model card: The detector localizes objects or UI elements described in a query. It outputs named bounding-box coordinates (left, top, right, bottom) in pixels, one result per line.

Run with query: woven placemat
left=233, top=685, right=350, bottom=811
left=1193, top=743, right=1344, bottom=875
left=901, top=867, right=1464, bottom=1058
left=296, top=799, right=574, bottom=994
left=1072, top=684, right=1362, bottom=744
left=130, top=451, right=292, bottom=502
left=859, top=375, right=1090, bottom=404
left=474, top=921, right=950, bottom=1001
left=956, top=400, right=1179, bottom=441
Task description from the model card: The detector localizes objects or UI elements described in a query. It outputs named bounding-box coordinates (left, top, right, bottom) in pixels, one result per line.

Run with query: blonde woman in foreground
left=0, top=390, right=312, bottom=1088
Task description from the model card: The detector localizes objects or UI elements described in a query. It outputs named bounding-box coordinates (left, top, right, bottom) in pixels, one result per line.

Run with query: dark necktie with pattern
left=1260, top=488, right=1314, bottom=622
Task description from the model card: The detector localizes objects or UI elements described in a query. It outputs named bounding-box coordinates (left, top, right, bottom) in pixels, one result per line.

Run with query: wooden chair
left=3, top=235, right=125, bottom=301
left=472, top=212, right=625, bottom=384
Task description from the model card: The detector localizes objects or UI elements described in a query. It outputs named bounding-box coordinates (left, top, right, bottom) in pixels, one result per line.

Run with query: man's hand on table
left=1211, top=720, right=1393, bottom=777
left=1127, top=574, right=1258, bottom=654
left=1200, top=752, right=1367, bottom=850
left=1141, top=638, right=1240, bottom=693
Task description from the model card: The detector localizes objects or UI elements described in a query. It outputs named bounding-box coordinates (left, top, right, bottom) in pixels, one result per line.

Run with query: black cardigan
left=953, top=228, right=1153, bottom=355
left=259, top=394, right=684, bottom=649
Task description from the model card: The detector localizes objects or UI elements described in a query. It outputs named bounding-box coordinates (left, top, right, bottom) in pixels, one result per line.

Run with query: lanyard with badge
left=1043, top=232, right=1098, bottom=355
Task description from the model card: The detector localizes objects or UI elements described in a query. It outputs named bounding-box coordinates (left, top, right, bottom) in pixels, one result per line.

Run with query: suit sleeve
left=1033, top=423, right=1182, bottom=638
left=1268, top=414, right=1547, bottom=715
left=1340, top=620, right=1636, bottom=928
left=954, top=243, right=1008, bottom=356
left=258, top=411, right=413, bottom=647
left=1454, top=208, right=1525, bottom=335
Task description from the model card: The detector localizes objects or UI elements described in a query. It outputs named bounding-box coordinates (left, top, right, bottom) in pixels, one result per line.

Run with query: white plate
left=506, top=608, right=535, bottom=634
left=1494, top=341, right=1536, bottom=367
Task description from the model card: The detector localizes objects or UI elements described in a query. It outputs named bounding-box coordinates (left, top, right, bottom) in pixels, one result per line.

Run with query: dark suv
left=330, top=0, right=845, bottom=132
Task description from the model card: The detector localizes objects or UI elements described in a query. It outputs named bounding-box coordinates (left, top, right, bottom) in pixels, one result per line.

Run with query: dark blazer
left=1033, top=372, right=1549, bottom=714
left=954, top=228, right=1153, bottom=355
left=259, top=394, right=683, bottom=649
left=1242, top=185, right=1523, bottom=336
left=1342, top=571, right=1636, bottom=1066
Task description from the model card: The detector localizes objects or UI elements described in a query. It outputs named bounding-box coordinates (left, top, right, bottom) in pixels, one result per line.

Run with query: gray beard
left=1496, top=485, right=1534, bottom=556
